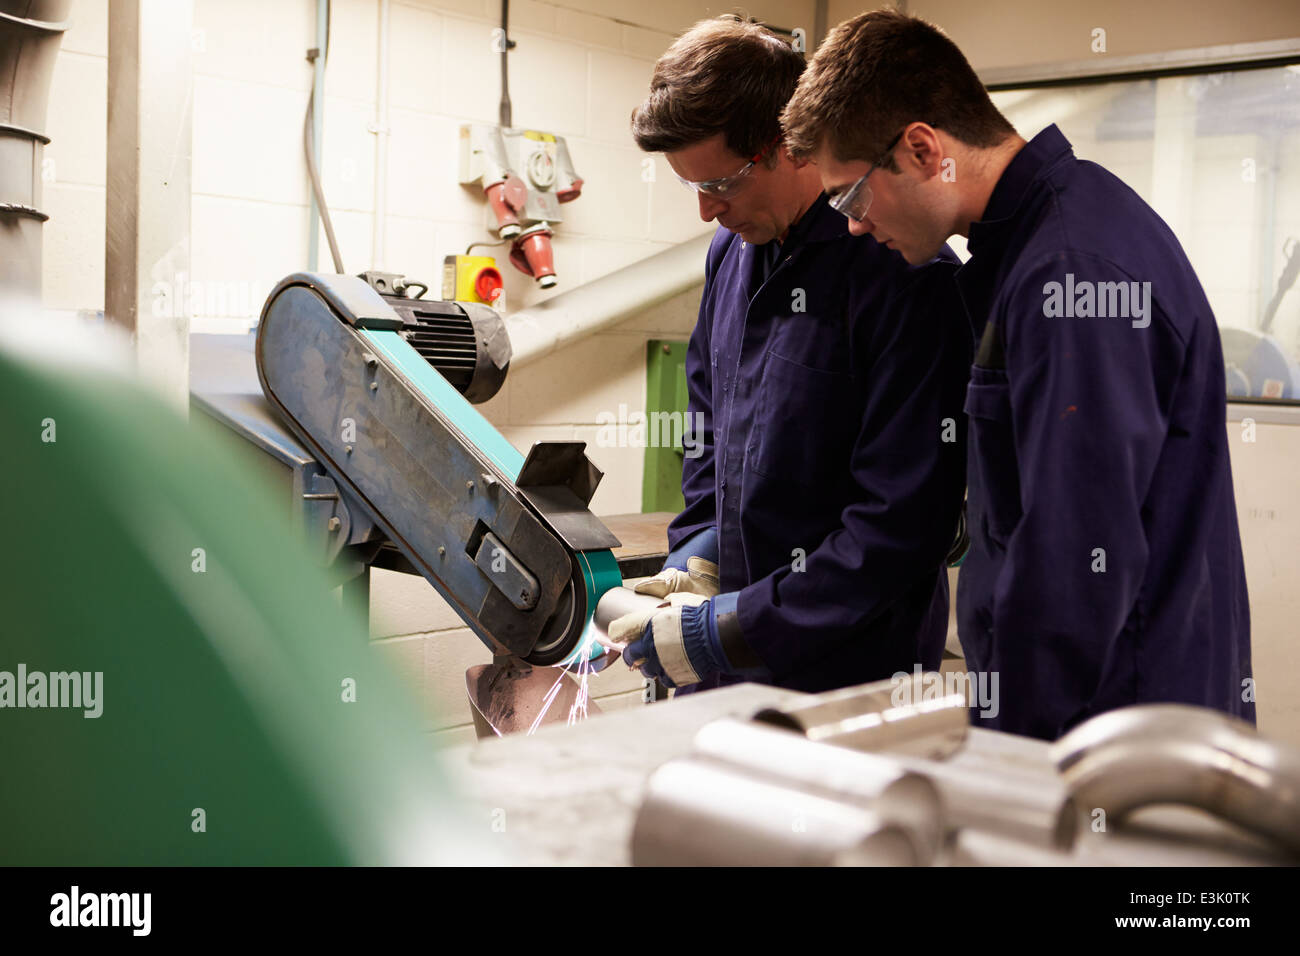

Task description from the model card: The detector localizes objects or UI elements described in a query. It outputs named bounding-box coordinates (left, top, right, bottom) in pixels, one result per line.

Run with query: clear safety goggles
left=674, top=136, right=781, bottom=199
left=827, top=130, right=904, bottom=222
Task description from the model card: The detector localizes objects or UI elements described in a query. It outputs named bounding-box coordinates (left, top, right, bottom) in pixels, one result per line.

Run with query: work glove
left=634, top=557, right=719, bottom=599
left=607, top=591, right=767, bottom=689
left=636, top=526, right=720, bottom=599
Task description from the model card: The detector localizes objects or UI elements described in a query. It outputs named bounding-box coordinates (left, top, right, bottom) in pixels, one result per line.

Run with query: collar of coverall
left=762, top=191, right=844, bottom=255
left=966, top=123, right=1073, bottom=257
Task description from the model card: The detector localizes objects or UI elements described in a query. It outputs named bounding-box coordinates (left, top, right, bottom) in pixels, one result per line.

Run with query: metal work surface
left=190, top=333, right=314, bottom=467
left=441, top=683, right=1294, bottom=866
left=442, top=684, right=806, bottom=865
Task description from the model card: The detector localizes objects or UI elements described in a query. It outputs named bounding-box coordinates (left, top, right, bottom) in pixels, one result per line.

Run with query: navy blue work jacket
left=668, top=193, right=972, bottom=693
left=956, top=125, right=1254, bottom=739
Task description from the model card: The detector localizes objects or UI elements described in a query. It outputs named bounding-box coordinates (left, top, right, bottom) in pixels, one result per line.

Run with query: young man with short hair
left=782, top=9, right=1253, bottom=738
left=608, top=17, right=971, bottom=695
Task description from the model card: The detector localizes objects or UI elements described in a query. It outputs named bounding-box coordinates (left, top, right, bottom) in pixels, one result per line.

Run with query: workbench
left=440, top=683, right=1292, bottom=866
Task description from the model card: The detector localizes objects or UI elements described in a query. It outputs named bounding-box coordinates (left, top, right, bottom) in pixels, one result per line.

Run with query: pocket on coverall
left=964, top=364, right=1022, bottom=547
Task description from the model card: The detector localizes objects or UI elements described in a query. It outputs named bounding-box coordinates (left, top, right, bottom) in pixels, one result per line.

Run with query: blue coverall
left=956, top=124, right=1254, bottom=739
left=669, top=193, right=973, bottom=693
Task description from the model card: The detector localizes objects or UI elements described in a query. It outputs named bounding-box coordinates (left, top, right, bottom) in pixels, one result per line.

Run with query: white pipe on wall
left=504, top=232, right=713, bottom=368
left=307, top=0, right=328, bottom=271
left=370, top=0, right=391, bottom=270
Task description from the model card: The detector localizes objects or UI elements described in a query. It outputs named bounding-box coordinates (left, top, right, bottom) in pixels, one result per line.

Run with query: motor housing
left=358, top=270, right=510, bottom=405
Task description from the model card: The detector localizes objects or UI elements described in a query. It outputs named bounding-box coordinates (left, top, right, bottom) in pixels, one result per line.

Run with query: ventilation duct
left=0, top=1, right=72, bottom=298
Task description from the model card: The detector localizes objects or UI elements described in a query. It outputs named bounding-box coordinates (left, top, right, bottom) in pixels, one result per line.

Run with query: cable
left=466, top=238, right=509, bottom=255
left=303, top=89, right=345, bottom=274
left=304, top=1, right=344, bottom=274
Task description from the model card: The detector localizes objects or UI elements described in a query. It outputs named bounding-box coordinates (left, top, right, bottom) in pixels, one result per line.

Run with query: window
left=988, top=53, right=1300, bottom=404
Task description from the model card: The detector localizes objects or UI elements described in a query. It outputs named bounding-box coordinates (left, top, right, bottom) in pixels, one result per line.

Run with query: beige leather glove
left=632, top=556, right=719, bottom=599
left=606, top=591, right=710, bottom=648
left=606, top=591, right=711, bottom=686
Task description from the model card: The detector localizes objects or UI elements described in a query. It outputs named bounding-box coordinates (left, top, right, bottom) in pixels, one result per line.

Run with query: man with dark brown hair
left=606, top=16, right=971, bottom=696
left=782, top=9, right=1253, bottom=739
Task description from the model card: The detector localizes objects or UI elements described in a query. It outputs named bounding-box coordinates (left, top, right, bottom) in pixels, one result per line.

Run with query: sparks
left=566, top=652, right=591, bottom=727
left=526, top=631, right=598, bottom=735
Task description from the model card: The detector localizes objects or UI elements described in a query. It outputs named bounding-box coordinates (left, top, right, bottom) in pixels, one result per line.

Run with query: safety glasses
left=828, top=130, right=905, bottom=223
left=675, top=135, right=782, bottom=199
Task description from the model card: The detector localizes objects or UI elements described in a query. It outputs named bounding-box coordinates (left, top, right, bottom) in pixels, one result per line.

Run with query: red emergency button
left=475, top=267, right=504, bottom=304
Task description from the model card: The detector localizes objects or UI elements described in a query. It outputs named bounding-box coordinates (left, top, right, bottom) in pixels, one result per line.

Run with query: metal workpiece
left=1049, top=704, right=1300, bottom=856
left=591, top=586, right=665, bottom=644
left=689, top=718, right=946, bottom=863
left=683, top=718, right=1072, bottom=858
left=752, top=673, right=970, bottom=758
left=631, top=755, right=921, bottom=867
left=442, top=682, right=1287, bottom=866
left=886, top=752, right=1078, bottom=850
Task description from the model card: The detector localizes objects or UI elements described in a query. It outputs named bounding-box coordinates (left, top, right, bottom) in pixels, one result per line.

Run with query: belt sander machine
left=252, top=271, right=634, bottom=679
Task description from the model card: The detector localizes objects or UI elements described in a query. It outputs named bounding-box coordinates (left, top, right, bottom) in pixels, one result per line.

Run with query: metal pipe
left=504, top=232, right=713, bottom=367
left=591, top=585, right=661, bottom=643
left=690, top=718, right=945, bottom=863
left=752, top=672, right=969, bottom=758
left=1049, top=704, right=1300, bottom=856
left=632, top=756, right=921, bottom=867
left=887, top=752, right=1078, bottom=849
left=586, top=586, right=664, bottom=670
left=695, top=716, right=1073, bottom=850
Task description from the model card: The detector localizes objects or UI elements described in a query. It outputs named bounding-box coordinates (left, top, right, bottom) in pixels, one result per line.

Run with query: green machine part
left=0, top=344, right=499, bottom=865
left=641, top=339, right=689, bottom=514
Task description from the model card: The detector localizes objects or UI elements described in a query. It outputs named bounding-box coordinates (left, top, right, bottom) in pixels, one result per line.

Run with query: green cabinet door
left=641, top=339, right=689, bottom=513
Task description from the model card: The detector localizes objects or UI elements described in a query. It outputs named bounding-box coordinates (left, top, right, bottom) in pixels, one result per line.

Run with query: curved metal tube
left=1049, top=704, right=1300, bottom=856
left=632, top=755, right=921, bottom=867
left=752, top=672, right=969, bottom=758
